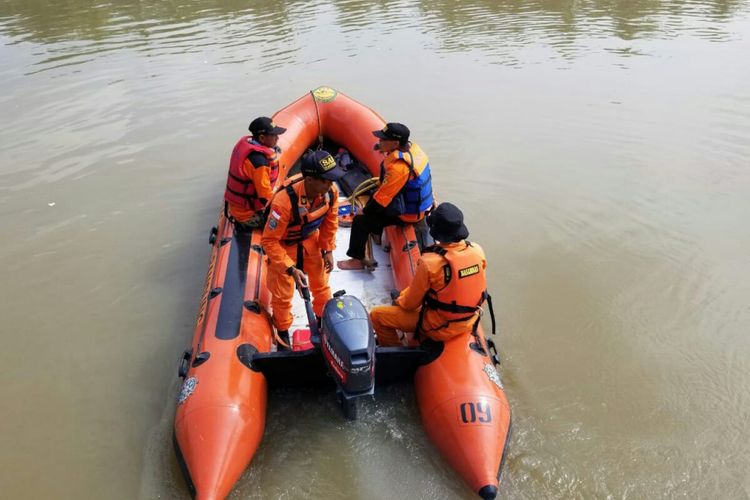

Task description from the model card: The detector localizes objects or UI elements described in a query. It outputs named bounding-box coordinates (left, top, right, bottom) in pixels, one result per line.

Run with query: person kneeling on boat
left=224, top=116, right=286, bottom=229
left=261, top=150, right=346, bottom=350
left=369, top=203, right=487, bottom=346
left=338, top=122, right=434, bottom=270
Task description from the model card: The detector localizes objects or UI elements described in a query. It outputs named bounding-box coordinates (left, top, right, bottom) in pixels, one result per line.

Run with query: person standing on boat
left=369, top=203, right=488, bottom=346
left=224, top=116, right=286, bottom=229
left=261, top=150, right=346, bottom=349
left=337, top=122, right=434, bottom=270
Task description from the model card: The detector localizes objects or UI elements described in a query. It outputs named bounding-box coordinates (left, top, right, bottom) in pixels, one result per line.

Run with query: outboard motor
left=319, top=293, right=376, bottom=419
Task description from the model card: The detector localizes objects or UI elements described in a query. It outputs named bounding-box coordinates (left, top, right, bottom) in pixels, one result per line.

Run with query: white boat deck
left=289, top=199, right=394, bottom=333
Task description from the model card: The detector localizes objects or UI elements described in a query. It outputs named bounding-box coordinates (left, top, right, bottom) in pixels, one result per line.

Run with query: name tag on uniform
left=458, top=265, right=480, bottom=279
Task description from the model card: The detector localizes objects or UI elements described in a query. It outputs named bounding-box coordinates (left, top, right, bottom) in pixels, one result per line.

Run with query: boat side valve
left=192, top=351, right=211, bottom=367
left=319, top=295, right=377, bottom=420
left=208, top=226, right=218, bottom=245
left=178, top=348, right=192, bottom=378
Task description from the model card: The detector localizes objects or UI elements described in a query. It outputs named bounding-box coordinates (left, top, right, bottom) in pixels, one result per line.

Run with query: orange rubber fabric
left=372, top=142, right=429, bottom=223
left=174, top=215, right=272, bottom=500
left=261, top=179, right=339, bottom=330
left=227, top=157, right=276, bottom=222
left=414, top=330, right=510, bottom=496
left=370, top=240, right=487, bottom=343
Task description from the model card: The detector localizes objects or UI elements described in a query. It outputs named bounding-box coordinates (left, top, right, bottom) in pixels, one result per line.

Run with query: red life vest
left=423, top=241, right=487, bottom=323
left=278, top=174, right=336, bottom=245
left=224, top=136, right=279, bottom=211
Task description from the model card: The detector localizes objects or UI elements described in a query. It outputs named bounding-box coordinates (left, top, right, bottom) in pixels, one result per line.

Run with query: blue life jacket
left=379, top=144, right=433, bottom=217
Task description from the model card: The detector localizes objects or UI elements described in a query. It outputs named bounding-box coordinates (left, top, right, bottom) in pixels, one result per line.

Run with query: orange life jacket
left=278, top=174, right=336, bottom=245
left=422, top=241, right=487, bottom=323
left=224, top=136, right=279, bottom=211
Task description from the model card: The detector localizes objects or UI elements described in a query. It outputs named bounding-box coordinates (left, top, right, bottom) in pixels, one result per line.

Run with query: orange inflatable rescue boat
left=173, top=87, right=511, bottom=499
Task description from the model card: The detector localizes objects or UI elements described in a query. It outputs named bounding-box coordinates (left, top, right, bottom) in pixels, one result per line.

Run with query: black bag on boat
left=337, top=161, right=372, bottom=197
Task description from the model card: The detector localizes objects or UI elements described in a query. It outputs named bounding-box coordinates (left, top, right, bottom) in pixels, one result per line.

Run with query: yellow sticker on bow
left=312, top=87, right=337, bottom=102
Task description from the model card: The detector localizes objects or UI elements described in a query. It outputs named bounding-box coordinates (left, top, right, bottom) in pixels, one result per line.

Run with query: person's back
left=417, top=240, right=487, bottom=342
left=224, top=116, right=286, bottom=228
left=369, top=203, right=487, bottom=346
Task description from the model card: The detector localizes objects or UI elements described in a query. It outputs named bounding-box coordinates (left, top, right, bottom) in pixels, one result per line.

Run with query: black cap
left=427, top=202, right=469, bottom=242
left=249, top=116, right=287, bottom=136
left=373, top=122, right=410, bottom=143
left=300, top=150, right=346, bottom=181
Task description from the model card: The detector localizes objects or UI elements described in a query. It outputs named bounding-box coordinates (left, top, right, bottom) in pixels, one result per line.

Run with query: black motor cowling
left=320, top=295, right=376, bottom=398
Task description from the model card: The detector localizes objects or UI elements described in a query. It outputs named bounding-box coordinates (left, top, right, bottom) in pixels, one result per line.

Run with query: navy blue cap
left=373, top=122, right=410, bottom=143
left=249, top=116, right=286, bottom=136
left=427, top=203, right=469, bottom=242
left=301, top=150, right=346, bottom=181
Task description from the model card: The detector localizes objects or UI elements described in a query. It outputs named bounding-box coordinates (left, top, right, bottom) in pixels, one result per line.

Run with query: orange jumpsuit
left=227, top=155, right=276, bottom=222
left=261, top=177, right=339, bottom=331
left=370, top=241, right=487, bottom=346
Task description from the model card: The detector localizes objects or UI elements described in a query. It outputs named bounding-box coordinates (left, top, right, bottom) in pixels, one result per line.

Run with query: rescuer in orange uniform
left=337, top=122, right=434, bottom=270
left=261, top=150, right=346, bottom=349
left=369, top=203, right=488, bottom=346
left=224, top=116, right=286, bottom=229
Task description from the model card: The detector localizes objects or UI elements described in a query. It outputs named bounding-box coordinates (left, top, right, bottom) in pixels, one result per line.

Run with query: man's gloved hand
left=390, top=289, right=400, bottom=305
left=246, top=211, right=267, bottom=228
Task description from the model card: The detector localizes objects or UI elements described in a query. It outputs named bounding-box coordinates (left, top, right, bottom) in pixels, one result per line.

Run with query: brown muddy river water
left=1, top=1, right=749, bottom=499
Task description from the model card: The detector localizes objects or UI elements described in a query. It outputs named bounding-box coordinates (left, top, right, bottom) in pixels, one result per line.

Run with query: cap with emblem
left=372, top=122, right=410, bottom=144
left=249, top=116, right=287, bottom=136
left=427, top=202, right=469, bottom=243
left=300, top=150, right=346, bottom=181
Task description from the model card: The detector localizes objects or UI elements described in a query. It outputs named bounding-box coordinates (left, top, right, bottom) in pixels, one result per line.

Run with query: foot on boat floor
left=289, top=223, right=393, bottom=334
left=337, top=258, right=363, bottom=270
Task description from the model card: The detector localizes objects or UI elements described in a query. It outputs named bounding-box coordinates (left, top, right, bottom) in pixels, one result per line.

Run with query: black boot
left=277, top=330, right=291, bottom=351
